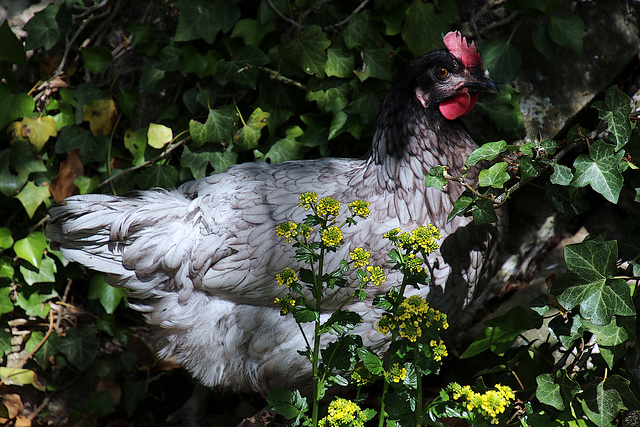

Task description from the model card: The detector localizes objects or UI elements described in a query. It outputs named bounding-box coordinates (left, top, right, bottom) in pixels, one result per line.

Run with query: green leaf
left=548, top=315, right=583, bottom=348
left=261, top=126, right=304, bottom=163
left=531, top=23, right=555, bottom=62
left=23, top=3, right=61, bottom=50
left=581, top=379, right=625, bottom=426
left=548, top=14, right=584, bottom=54
left=81, top=46, right=113, bottom=74
left=402, top=1, right=457, bottom=56
left=189, top=106, right=236, bottom=148
left=0, top=86, right=35, bottom=130
left=322, top=336, right=358, bottom=370
left=234, top=108, right=270, bottom=151
left=544, top=184, right=589, bottom=215
left=322, top=311, right=362, bottom=336
left=0, top=367, right=45, bottom=391
left=0, top=21, right=26, bottom=65
left=88, top=275, right=125, bottom=314
left=136, top=164, right=178, bottom=190
left=0, top=228, right=13, bottom=250
left=550, top=163, right=573, bottom=185
left=519, top=156, right=539, bottom=182
left=478, top=162, right=510, bottom=188
left=20, top=255, right=57, bottom=286
left=354, top=49, right=392, bottom=81
left=357, top=348, right=384, bottom=375
left=592, top=86, right=632, bottom=151
left=571, top=140, right=624, bottom=203
left=280, top=25, right=330, bottom=77
left=14, top=288, right=53, bottom=318
left=326, top=48, right=355, bottom=78
left=266, top=387, right=309, bottom=422
left=472, top=198, right=499, bottom=225
left=536, top=371, right=579, bottom=411
left=181, top=145, right=238, bottom=179
left=565, top=239, right=617, bottom=281
left=466, top=141, right=507, bottom=166
left=16, top=181, right=51, bottom=218
left=124, top=128, right=147, bottom=166
left=175, top=0, right=240, bottom=43
left=343, top=10, right=379, bottom=49
left=57, top=327, right=97, bottom=371
left=447, top=195, right=473, bottom=223
left=478, top=38, right=522, bottom=82
left=74, top=176, right=99, bottom=194
left=14, top=232, right=48, bottom=269
left=0, top=286, right=13, bottom=315
left=461, top=306, right=531, bottom=358
left=231, top=18, right=274, bottom=47
left=425, top=166, right=447, bottom=190
left=475, top=85, right=524, bottom=133
left=86, top=390, right=115, bottom=417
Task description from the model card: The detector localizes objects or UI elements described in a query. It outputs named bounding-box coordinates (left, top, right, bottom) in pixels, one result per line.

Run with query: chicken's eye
left=436, top=67, right=449, bottom=79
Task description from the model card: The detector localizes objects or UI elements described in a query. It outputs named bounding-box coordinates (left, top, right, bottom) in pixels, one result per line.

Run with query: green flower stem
left=378, top=378, right=390, bottom=427
left=311, top=246, right=325, bottom=427
left=415, top=345, right=423, bottom=426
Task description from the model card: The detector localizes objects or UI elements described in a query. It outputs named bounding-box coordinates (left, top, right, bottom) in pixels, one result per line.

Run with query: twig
left=236, top=65, right=306, bottom=91
left=265, top=0, right=302, bottom=28
left=443, top=168, right=495, bottom=201
left=325, top=0, right=371, bottom=29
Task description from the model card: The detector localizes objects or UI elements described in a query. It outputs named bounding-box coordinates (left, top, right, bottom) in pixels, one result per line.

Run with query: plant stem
left=415, top=345, right=423, bottom=426
left=311, top=247, right=325, bottom=426
left=378, top=379, right=390, bottom=427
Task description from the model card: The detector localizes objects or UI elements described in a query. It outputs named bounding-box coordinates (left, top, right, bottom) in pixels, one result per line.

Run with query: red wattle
left=439, top=90, right=478, bottom=120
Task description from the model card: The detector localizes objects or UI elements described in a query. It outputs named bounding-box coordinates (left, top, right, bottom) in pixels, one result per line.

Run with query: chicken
left=46, top=31, right=501, bottom=395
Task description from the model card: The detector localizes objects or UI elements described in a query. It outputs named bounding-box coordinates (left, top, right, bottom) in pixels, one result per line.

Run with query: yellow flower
left=366, top=265, right=386, bottom=286
left=318, top=398, right=370, bottom=427
left=276, top=267, right=298, bottom=287
left=274, top=295, right=296, bottom=316
left=349, top=247, right=370, bottom=269
left=448, top=383, right=516, bottom=425
left=405, top=253, right=424, bottom=273
left=348, top=199, right=370, bottom=219
left=322, top=226, right=343, bottom=247
left=429, top=339, right=448, bottom=362
left=298, top=191, right=318, bottom=210
left=385, top=363, right=406, bottom=383
left=351, top=366, right=372, bottom=386
left=276, top=221, right=298, bottom=243
left=411, top=224, right=440, bottom=254
left=317, top=196, right=341, bottom=219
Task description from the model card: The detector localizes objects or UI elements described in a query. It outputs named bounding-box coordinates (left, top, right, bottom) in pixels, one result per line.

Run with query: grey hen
left=47, top=31, right=501, bottom=395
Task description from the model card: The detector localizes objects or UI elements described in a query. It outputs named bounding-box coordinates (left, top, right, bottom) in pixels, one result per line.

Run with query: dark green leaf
left=0, top=21, right=26, bottom=65
left=581, top=379, right=625, bottom=426
left=136, top=164, right=179, bottom=190
left=343, top=11, right=379, bottom=49
left=531, top=24, right=555, bottom=62
left=266, top=387, right=309, bottom=421
left=231, top=18, right=273, bottom=47
left=548, top=14, right=584, bottom=54
left=564, top=239, right=617, bottom=281
left=536, top=371, right=579, bottom=411
left=475, top=85, right=524, bottom=134
left=550, top=163, right=573, bottom=185
left=0, top=86, right=35, bottom=130
left=86, top=390, right=115, bottom=417
left=425, top=166, right=447, bottom=190
left=466, top=141, right=507, bottom=166
left=57, top=327, right=97, bottom=371
left=354, top=49, right=392, bottom=81
left=402, top=1, right=457, bottom=56
left=81, top=47, right=113, bottom=74
left=572, top=139, right=624, bottom=203
left=280, top=25, right=330, bottom=77
left=593, top=86, right=632, bottom=151
left=322, top=336, right=358, bottom=370
left=478, top=38, right=522, bottom=82
left=472, top=198, right=498, bottom=225
left=519, top=156, right=539, bottom=182
left=325, top=48, right=355, bottom=78
left=545, top=184, right=589, bottom=215
left=447, top=195, right=473, bottom=223
left=189, top=107, right=236, bottom=148
left=548, top=315, right=583, bottom=348
left=24, top=3, right=61, bottom=50
left=461, top=306, right=531, bottom=358
left=175, top=0, right=240, bottom=43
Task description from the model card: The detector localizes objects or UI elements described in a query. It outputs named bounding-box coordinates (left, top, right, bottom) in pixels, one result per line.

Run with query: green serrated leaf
left=461, top=306, right=531, bottom=358
left=425, top=166, right=447, bottom=190
left=266, top=387, right=309, bottom=422
left=280, top=25, right=330, bottom=77
left=136, top=164, right=178, bottom=190
left=478, top=162, right=510, bottom=188
left=57, top=327, right=97, bottom=371
left=572, top=140, right=624, bottom=203
left=0, top=21, right=26, bottom=65
left=478, top=38, right=522, bottom=82
left=357, top=348, right=384, bottom=375
left=81, top=46, right=113, bottom=74
left=16, top=180, right=51, bottom=218
left=175, top=0, right=240, bottom=43
left=24, top=3, right=61, bottom=50
left=466, top=141, right=507, bottom=166
left=402, top=1, right=457, bottom=56
left=548, top=14, right=584, bottom=54
left=189, top=107, right=236, bottom=148
left=88, top=275, right=125, bottom=314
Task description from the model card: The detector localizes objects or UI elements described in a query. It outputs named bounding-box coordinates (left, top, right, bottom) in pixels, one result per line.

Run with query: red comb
left=443, top=31, right=482, bottom=69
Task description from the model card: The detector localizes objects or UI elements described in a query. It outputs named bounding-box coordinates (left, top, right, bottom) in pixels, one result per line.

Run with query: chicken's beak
left=463, top=71, right=500, bottom=95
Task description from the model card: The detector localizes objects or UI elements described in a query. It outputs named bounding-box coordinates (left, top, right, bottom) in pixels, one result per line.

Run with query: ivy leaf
left=14, top=232, right=48, bottom=269
left=548, top=314, right=584, bottom=348
left=472, top=198, right=499, bottom=225
left=550, top=163, right=573, bottom=185
left=261, top=126, right=304, bottom=164
left=402, top=1, right=457, bottom=56
left=545, top=184, right=589, bottom=215
left=88, top=275, right=125, bottom=314
left=234, top=108, right=270, bottom=152
left=447, top=195, right=473, bottom=223
left=15, top=288, right=54, bottom=318
left=81, top=46, right=113, bottom=74
left=476, top=84, right=524, bottom=133
left=0, top=21, right=26, bottom=65
left=123, top=128, right=147, bottom=166
left=181, top=145, right=237, bottom=179
left=16, top=181, right=51, bottom=219
left=548, top=14, right=584, bottom=54
left=461, top=306, right=531, bottom=358
left=280, top=25, right=330, bottom=77
left=20, top=255, right=57, bottom=286
left=466, top=141, right=506, bottom=166
left=536, top=371, right=580, bottom=411
left=266, top=387, right=308, bottom=422
left=136, top=164, right=178, bottom=190
left=0, top=228, right=13, bottom=250
left=581, top=379, right=625, bottom=426
left=571, top=139, right=624, bottom=203
left=478, top=162, right=509, bottom=188
left=519, top=156, right=539, bottom=182
left=0, top=367, right=45, bottom=391
left=230, top=19, right=274, bottom=47
left=16, top=116, right=59, bottom=152
left=478, top=38, right=522, bottom=82
left=592, top=86, right=632, bottom=151
left=189, top=106, right=236, bottom=148
left=343, top=10, right=379, bottom=49
left=0, top=286, right=14, bottom=315
left=174, top=0, right=240, bottom=43
left=582, top=318, right=629, bottom=369
left=57, top=327, right=98, bottom=371
left=425, top=166, right=447, bottom=190
left=147, top=123, right=173, bottom=149
left=326, top=48, right=355, bottom=78
left=82, top=99, right=117, bottom=136
left=565, top=239, right=617, bottom=281
left=23, top=3, right=61, bottom=50
left=354, top=49, right=392, bottom=81
left=531, top=23, right=555, bottom=62
left=0, top=86, right=35, bottom=130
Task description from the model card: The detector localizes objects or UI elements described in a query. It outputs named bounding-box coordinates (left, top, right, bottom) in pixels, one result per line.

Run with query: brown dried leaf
left=82, top=99, right=117, bottom=136
left=1, top=392, right=24, bottom=419
left=50, top=150, right=84, bottom=202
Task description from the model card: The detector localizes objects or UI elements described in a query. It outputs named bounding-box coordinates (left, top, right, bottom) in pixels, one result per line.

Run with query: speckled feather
left=47, top=34, right=503, bottom=394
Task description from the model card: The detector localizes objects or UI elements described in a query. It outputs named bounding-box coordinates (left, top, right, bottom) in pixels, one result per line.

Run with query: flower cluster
left=322, top=226, right=343, bottom=247
left=318, top=398, right=371, bottom=427
left=276, top=267, right=298, bottom=287
left=276, top=221, right=312, bottom=243
left=348, top=200, right=370, bottom=219
left=429, top=339, right=448, bottom=362
left=349, top=247, right=370, bottom=269
left=383, top=224, right=441, bottom=255
left=384, top=363, right=407, bottom=383
left=317, top=196, right=341, bottom=219
left=405, top=253, right=424, bottom=273
left=448, top=383, right=516, bottom=425
left=274, top=295, right=296, bottom=316
left=298, top=191, right=318, bottom=210
left=366, top=265, right=386, bottom=286
left=351, top=365, right=372, bottom=386
left=377, top=295, right=449, bottom=344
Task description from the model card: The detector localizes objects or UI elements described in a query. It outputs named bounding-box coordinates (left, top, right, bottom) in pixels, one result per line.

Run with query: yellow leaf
left=147, top=123, right=173, bottom=149
left=0, top=367, right=46, bottom=391
left=18, top=117, right=58, bottom=151
left=82, top=99, right=117, bottom=136
left=7, top=121, right=28, bottom=143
